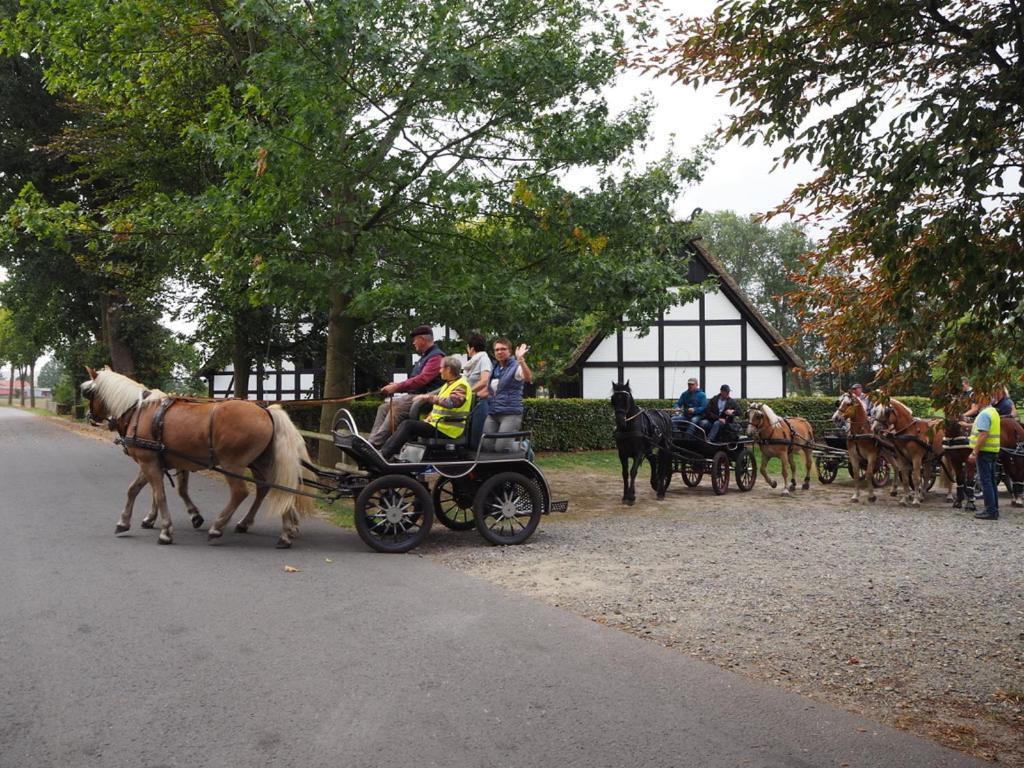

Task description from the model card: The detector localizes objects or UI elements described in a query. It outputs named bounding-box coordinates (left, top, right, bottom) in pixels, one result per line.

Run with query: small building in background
left=564, top=239, right=803, bottom=400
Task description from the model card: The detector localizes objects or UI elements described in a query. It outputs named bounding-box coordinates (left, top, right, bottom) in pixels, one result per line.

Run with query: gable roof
left=566, top=237, right=805, bottom=371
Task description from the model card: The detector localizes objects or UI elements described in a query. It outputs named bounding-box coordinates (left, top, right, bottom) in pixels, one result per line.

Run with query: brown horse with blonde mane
left=831, top=391, right=886, bottom=503
left=746, top=402, right=814, bottom=494
left=81, top=366, right=313, bottom=547
left=872, top=399, right=944, bottom=507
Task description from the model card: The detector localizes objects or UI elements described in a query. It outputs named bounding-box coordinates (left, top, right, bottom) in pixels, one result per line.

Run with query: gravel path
left=421, top=466, right=1024, bottom=765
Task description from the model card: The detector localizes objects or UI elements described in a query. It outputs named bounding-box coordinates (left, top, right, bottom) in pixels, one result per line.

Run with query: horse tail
left=261, top=405, right=316, bottom=521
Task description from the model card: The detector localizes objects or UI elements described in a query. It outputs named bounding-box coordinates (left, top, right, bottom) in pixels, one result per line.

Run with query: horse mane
left=758, top=402, right=783, bottom=427
left=85, top=367, right=166, bottom=419
left=890, top=399, right=912, bottom=419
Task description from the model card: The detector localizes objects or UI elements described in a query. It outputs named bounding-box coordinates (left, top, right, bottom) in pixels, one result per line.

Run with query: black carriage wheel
left=710, top=451, right=730, bottom=495
left=354, top=475, right=433, bottom=553
left=681, top=462, right=703, bottom=487
left=473, top=471, right=543, bottom=546
left=432, top=478, right=476, bottom=531
left=735, top=448, right=757, bottom=492
left=871, top=457, right=891, bottom=488
left=816, top=455, right=838, bottom=485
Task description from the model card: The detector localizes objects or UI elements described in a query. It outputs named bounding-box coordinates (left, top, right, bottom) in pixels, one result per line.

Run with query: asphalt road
left=0, top=407, right=984, bottom=768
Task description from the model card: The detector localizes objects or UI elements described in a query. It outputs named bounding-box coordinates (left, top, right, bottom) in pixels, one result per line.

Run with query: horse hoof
left=158, top=535, right=172, bottom=545
left=275, top=538, right=292, bottom=549
left=208, top=529, right=223, bottom=542
left=234, top=523, right=249, bottom=533
left=802, top=481, right=810, bottom=491
left=140, top=520, right=155, bottom=529
left=770, top=481, right=778, bottom=489
left=868, top=496, right=876, bottom=503
left=115, top=523, right=130, bottom=534
left=625, top=499, right=635, bottom=507
left=191, top=515, right=204, bottom=529
left=850, top=497, right=859, bottom=504
left=656, top=494, right=665, bottom=500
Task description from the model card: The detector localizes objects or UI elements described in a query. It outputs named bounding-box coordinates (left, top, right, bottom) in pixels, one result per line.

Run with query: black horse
left=611, top=381, right=674, bottom=505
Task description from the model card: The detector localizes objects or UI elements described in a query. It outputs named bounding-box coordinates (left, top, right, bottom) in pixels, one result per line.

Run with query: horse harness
left=112, top=395, right=303, bottom=494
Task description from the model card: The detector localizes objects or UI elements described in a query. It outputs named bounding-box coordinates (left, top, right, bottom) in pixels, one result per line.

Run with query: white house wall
left=587, top=334, right=619, bottom=362
left=746, top=325, right=778, bottom=361
left=744, top=366, right=783, bottom=398
left=703, top=291, right=741, bottom=320
left=576, top=288, right=793, bottom=399
left=704, top=325, right=742, bottom=361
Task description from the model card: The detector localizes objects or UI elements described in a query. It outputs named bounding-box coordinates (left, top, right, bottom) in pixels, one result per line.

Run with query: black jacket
left=705, top=395, right=739, bottom=421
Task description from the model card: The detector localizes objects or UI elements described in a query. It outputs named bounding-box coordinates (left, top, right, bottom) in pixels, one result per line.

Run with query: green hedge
left=287, top=394, right=935, bottom=453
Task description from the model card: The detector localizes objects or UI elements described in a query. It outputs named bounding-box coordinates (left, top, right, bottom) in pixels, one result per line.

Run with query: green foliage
left=35, top=358, right=64, bottom=389
left=636, top=1, right=1024, bottom=396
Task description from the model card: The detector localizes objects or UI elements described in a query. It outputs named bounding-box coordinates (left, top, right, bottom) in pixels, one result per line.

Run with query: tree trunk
left=19, top=366, right=26, bottom=406
left=7, top=364, right=13, bottom=405
left=29, top=360, right=36, bottom=408
left=100, top=292, right=136, bottom=376
left=231, top=332, right=251, bottom=400
left=318, top=288, right=358, bottom=467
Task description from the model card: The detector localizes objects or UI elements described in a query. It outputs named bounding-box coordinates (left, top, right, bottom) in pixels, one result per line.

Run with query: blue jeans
left=977, top=452, right=999, bottom=515
left=706, top=418, right=728, bottom=442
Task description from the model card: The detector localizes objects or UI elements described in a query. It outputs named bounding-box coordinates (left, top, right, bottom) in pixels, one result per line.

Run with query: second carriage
left=812, top=428, right=893, bottom=487
left=668, top=419, right=757, bottom=495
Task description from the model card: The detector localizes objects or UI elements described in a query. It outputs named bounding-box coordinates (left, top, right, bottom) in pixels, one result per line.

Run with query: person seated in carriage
left=672, top=377, right=707, bottom=437
left=994, top=385, right=1018, bottom=419
left=699, top=384, right=739, bottom=442
left=379, top=356, right=473, bottom=461
left=367, top=324, right=445, bottom=448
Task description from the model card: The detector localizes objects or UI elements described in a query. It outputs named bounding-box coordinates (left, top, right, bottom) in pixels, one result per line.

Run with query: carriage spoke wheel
left=735, top=448, right=757, bottom=492
left=354, top=475, right=433, bottom=553
left=871, top=458, right=892, bottom=488
left=473, top=471, right=543, bottom=546
left=816, top=455, right=838, bottom=484
left=710, top=451, right=731, bottom=495
left=681, top=462, right=703, bottom=487
left=432, top=478, right=476, bottom=531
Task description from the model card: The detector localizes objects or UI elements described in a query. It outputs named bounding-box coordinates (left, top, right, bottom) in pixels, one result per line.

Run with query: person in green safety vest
left=380, top=356, right=473, bottom=461
left=967, top=384, right=1003, bottom=520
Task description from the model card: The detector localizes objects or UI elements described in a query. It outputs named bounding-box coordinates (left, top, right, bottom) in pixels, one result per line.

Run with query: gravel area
left=421, top=466, right=1024, bottom=765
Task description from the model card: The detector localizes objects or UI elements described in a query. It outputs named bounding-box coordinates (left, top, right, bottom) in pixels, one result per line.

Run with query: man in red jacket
left=367, top=325, right=445, bottom=448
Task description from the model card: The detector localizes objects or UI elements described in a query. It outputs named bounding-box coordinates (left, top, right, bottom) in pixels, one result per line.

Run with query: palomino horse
left=746, top=402, right=814, bottom=494
left=611, top=381, right=674, bottom=505
left=832, top=392, right=885, bottom=503
left=81, top=367, right=313, bottom=547
left=872, top=399, right=944, bottom=507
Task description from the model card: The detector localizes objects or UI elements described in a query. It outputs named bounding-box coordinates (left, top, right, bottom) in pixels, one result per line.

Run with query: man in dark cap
left=699, top=384, right=739, bottom=441
left=367, top=324, right=445, bottom=448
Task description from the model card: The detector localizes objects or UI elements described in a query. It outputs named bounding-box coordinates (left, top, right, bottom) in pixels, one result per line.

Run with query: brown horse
left=872, top=399, right=944, bottom=507
left=831, top=392, right=885, bottom=503
left=81, top=367, right=313, bottom=547
left=746, top=402, right=814, bottom=494
left=944, top=404, right=1024, bottom=509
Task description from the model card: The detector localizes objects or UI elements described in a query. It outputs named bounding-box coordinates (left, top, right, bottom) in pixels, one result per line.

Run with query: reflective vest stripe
left=969, top=406, right=1001, bottom=453
left=426, top=377, right=473, bottom=438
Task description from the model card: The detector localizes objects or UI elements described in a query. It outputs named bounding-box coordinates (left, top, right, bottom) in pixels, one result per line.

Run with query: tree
left=9, top=0, right=704, bottom=463
left=634, top=1, right=1024, bottom=396
left=693, top=210, right=828, bottom=392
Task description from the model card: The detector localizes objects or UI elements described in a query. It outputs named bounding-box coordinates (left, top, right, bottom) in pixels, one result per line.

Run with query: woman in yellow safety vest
left=380, top=356, right=473, bottom=461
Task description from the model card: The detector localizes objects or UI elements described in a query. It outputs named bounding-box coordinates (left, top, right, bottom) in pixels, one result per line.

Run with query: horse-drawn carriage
left=304, top=407, right=566, bottom=553
left=669, top=421, right=757, bottom=495
left=81, top=367, right=565, bottom=554
left=813, top=428, right=893, bottom=487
